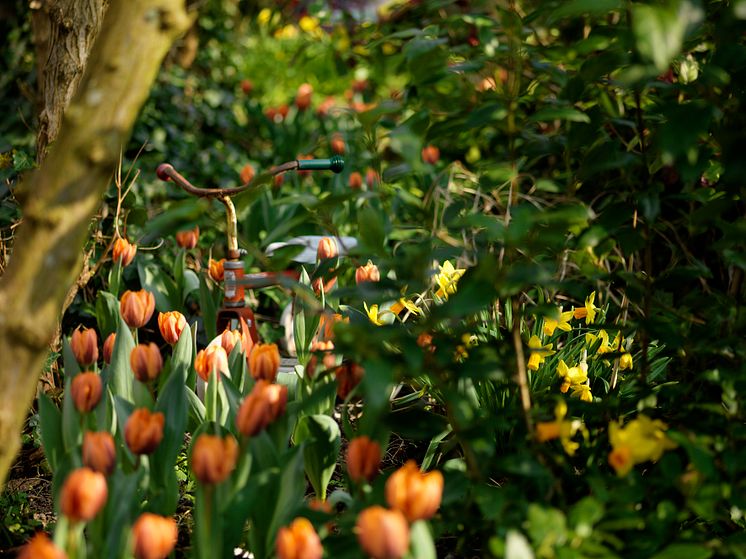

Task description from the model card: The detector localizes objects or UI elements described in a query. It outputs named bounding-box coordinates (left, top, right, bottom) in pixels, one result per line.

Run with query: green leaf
left=198, top=274, right=218, bottom=343
left=294, top=414, right=341, bottom=500
left=410, top=520, right=437, bottom=559
left=650, top=544, right=713, bottom=559
left=549, top=0, right=623, bottom=21
left=108, top=317, right=135, bottom=403
left=358, top=205, right=386, bottom=254
left=95, top=291, right=121, bottom=338
left=38, top=393, right=63, bottom=472
left=632, top=1, right=704, bottom=73
left=529, top=107, right=590, bottom=123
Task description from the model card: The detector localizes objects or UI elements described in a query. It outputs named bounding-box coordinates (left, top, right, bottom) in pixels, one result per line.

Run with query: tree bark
left=0, top=0, right=190, bottom=490
left=32, top=0, right=111, bottom=162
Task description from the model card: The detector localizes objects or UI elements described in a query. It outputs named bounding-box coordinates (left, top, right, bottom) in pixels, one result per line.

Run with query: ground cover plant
left=1, top=0, right=745, bottom=558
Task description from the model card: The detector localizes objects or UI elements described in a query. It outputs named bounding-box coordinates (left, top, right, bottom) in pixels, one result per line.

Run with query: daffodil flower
left=391, top=298, right=423, bottom=317
left=527, top=335, right=555, bottom=370
left=619, top=352, right=633, bottom=370
left=573, top=291, right=599, bottom=324
left=543, top=308, right=573, bottom=336
left=570, top=383, right=593, bottom=402
left=434, top=261, right=465, bottom=300
left=608, top=415, right=677, bottom=476
left=586, top=329, right=611, bottom=354
left=535, top=401, right=586, bottom=455
left=364, top=303, right=386, bottom=326
left=557, top=359, right=588, bottom=392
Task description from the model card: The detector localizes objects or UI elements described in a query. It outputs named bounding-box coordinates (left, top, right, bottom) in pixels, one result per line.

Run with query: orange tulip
left=70, top=372, right=102, bottom=413
left=132, top=513, right=178, bottom=559
left=236, top=380, right=288, bottom=437
left=316, top=237, right=338, bottom=261
left=316, top=312, right=345, bottom=342
left=240, top=163, right=255, bottom=185
left=316, top=96, right=336, bottom=117
left=356, top=506, right=410, bottom=559
left=120, top=289, right=155, bottom=329
left=112, top=237, right=137, bottom=267
left=208, top=258, right=225, bottom=282
left=240, top=79, right=254, bottom=95
left=175, top=225, right=199, bottom=249
left=295, top=83, right=313, bottom=110
left=125, top=408, right=165, bottom=455
left=273, top=173, right=285, bottom=189
left=355, top=262, right=380, bottom=284
left=347, top=436, right=382, bottom=483
left=330, top=133, right=346, bottom=155
left=305, top=340, right=335, bottom=379
left=130, top=343, right=163, bottom=382
left=194, top=344, right=229, bottom=382
left=158, top=311, right=187, bottom=345
left=71, top=326, right=99, bottom=366
left=385, top=460, right=443, bottom=522
left=276, top=517, right=323, bottom=559
left=103, top=332, right=116, bottom=364
left=215, top=328, right=242, bottom=356
left=312, top=276, right=337, bottom=295
left=348, top=171, right=363, bottom=190
left=278, top=103, right=290, bottom=120
left=60, top=467, right=108, bottom=522
left=365, top=168, right=379, bottom=189
left=335, top=362, right=364, bottom=399
left=82, top=431, right=116, bottom=475
left=191, top=433, right=238, bottom=484
left=421, top=145, right=440, bottom=165
left=18, top=532, right=66, bottom=559
left=248, top=343, right=280, bottom=382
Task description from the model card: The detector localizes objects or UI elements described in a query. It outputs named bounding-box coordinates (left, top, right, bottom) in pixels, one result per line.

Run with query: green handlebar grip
left=296, top=156, right=344, bottom=173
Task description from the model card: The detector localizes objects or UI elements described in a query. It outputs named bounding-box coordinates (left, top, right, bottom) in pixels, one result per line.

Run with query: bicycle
left=155, top=156, right=347, bottom=345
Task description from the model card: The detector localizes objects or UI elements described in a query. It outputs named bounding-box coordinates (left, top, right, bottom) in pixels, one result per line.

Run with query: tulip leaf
left=265, top=446, right=306, bottom=556
left=198, top=273, right=218, bottom=342
left=293, top=267, right=321, bottom=363
left=294, top=414, right=341, bottom=501
left=38, top=392, right=63, bottom=472
left=109, top=317, right=135, bottom=403
left=410, top=520, right=437, bottom=559
left=95, top=291, right=121, bottom=338
left=61, top=338, right=82, bottom=454
left=102, top=470, right=143, bottom=557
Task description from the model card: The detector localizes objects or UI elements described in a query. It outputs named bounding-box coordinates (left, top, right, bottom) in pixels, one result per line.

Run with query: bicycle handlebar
left=156, top=156, right=344, bottom=199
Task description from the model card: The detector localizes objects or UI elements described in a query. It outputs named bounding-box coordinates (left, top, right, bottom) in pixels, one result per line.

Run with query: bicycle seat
left=265, top=235, right=357, bottom=265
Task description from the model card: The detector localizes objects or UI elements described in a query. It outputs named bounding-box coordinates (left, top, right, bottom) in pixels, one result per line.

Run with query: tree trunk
left=32, top=0, right=111, bottom=162
left=0, top=0, right=190, bottom=490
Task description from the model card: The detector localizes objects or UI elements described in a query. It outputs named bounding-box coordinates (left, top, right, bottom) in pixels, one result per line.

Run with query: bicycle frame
left=156, top=156, right=344, bottom=341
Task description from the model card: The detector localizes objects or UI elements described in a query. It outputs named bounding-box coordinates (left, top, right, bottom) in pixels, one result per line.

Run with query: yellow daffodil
left=364, top=303, right=385, bottom=326
left=390, top=298, right=423, bottom=317
left=257, top=8, right=272, bottom=26
left=434, top=261, right=465, bottom=300
left=570, top=383, right=593, bottom=402
left=608, top=415, right=677, bottom=476
left=543, top=308, right=574, bottom=336
left=619, top=352, right=633, bottom=370
left=535, top=401, right=585, bottom=455
left=557, top=360, right=588, bottom=393
left=527, top=335, right=555, bottom=370
left=586, top=329, right=611, bottom=354
left=573, top=291, right=599, bottom=324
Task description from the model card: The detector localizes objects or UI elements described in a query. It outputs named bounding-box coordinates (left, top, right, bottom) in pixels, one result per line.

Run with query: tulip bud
left=82, top=431, right=116, bottom=475
left=175, top=226, right=199, bottom=249
left=417, top=332, right=435, bottom=353
left=18, top=532, right=66, bottom=559
left=158, top=311, right=187, bottom=345
left=276, top=517, right=323, bottom=559
left=240, top=79, right=254, bottom=94
left=365, top=168, right=379, bottom=189
left=385, top=460, right=443, bottom=522
left=70, top=372, right=102, bottom=413
left=214, top=328, right=241, bottom=356
left=355, top=261, right=380, bottom=284
left=356, top=506, right=410, bottom=559
left=316, top=237, right=338, bottom=261
left=208, top=258, right=225, bottom=282
left=103, top=333, right=116, bottom=364
left=421, top=145, right=440, bottom=165
left=335, top=361, right=364, bottom=399
left=330, top=133, right=346, bottom=155
left=120, top=289, right=155, bottom=329
left=312, top=276, right=337, bottom=295
left=316, top=312, right=345, bottom=342
left=130, top=343, right=164, bottom=382
left=305, top=340, right=335, bottom=379
left=278, top=103, right=290, bottom=120
left=240, top=163, right=256, bottom=184
left=112, top=237, right=137, bottom=267
left=194, top=345, right=229, bottom=382
left=347, top=436, right=382, bottom=483
left=348, top=171, right=363, bottom=190
left=125, top=408, right=165, bottom=455
left=273, top=173, right=285, bottom=188
left=60, top=467, right=108, bottom=522
left=236, top=380, right=288, bottom=437
left=317, top=96, right=335, bottom=117
left=191, top=433, right=238, bottom=484
left=248, top=343, right=280, bottom=382
left=295, top=83, right=313, bottom=111
left=132, top=513, right=178, bottom=559
left=70, top=325, right=99, bottom=366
